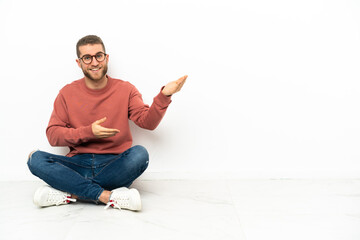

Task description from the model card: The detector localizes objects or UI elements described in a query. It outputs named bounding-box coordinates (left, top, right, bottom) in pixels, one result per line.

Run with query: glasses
left=79, top=52, right=107, bottom=64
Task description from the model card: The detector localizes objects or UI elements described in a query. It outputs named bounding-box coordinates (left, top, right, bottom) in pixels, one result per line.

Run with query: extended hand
left=162, top=75, right=188, bottom=96
left=91, top=117, right=120, bottom=138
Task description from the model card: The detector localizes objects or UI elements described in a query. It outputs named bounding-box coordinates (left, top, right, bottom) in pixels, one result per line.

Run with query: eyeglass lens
left=82, top=53, right=106, bottom=64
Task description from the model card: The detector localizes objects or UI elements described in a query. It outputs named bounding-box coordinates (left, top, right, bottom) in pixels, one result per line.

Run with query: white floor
left=1, top=179, right=360, bottom=240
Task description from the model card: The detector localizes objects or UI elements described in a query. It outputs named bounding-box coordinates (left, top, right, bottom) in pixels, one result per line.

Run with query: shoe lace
left=104, top=194, right=130, bottom=210
left=48, top=190, right=76, bottom=206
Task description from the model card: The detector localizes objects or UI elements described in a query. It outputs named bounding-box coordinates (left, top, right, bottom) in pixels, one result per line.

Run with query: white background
left=1, top=0, right=360, bottom=180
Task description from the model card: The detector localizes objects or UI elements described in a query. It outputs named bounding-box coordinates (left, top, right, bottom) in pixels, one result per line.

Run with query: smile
left=90, top=67, right=101, bottom=72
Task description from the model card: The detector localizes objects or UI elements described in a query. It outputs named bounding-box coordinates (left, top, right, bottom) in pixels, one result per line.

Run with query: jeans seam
left=91, top=154, right=95, bottom=177
left=45, top=161, right=90, bottom=200
left=92, top=152, right=124, bottom=178
left=96, top=188, right=105, bottom=201
left=93, top=158, right=119, bottom=178
left=49, top=156, right=92, bottom=169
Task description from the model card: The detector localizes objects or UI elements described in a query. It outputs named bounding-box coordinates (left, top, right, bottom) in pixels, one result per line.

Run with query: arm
left=128, top=75, right=187, bottom=130
left=46, top=94, right=121, bottom=146
left=128, top=86, right=171, bottom=130
left=46, top=93, right=95, bottom=147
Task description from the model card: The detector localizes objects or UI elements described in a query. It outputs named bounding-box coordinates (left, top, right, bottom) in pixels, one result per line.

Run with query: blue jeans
left=27, top=145, right=149, bottom=201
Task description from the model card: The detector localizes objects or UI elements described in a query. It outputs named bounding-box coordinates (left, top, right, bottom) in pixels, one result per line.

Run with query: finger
left=98, top=130, right=119, bottom=138
left=102, top=131, right=118, bottom=136
left=176, top=75, right=187, bottom=84
left=95, top=117, right=107, bottom=125
left=105, top=127, right=120, bottom=133
left=103, top=130, right=120, bottom=135
left=176, top=75, right=187, bottom=85
left=175, top=78, right=186, bottom=92
left=100, top=127, right=120, bottom=133
left=98, top=134, right=116, bottom=138
left=178, top=77, right=186, bottom=88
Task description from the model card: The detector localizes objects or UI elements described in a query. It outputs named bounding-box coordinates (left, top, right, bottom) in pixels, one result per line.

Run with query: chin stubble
left=83, top=64, right=108, bottom=81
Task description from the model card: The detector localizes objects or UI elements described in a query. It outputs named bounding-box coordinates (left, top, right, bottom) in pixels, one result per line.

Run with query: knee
left=28, top=150, right=37, bottom=160
left=131, top=145, right=149, bottom=168
left=27, top=150, right=39, bottom=165
left=27, top=150, right=46, bottom=173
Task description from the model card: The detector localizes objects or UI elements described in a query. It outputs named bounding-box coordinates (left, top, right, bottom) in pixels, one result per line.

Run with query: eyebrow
left=80, top=51, right=105, bottom=58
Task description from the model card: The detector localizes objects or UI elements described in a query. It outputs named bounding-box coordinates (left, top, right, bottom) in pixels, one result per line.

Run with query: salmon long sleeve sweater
left=46, top=76, right=172, bottom=157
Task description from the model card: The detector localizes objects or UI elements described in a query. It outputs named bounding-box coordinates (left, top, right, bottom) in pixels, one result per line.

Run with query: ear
left=76, top=58, right=81, bottom=68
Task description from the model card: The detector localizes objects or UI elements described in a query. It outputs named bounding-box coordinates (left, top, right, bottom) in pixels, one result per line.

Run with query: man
left=27, top=35, right=187, bottom=211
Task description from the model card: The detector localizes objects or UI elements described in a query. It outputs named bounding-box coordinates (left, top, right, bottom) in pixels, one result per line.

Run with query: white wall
left=1, top=0, right=360, bottom=181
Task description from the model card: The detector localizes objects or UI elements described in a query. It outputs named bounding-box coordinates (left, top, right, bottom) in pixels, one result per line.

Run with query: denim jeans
left=27, top=145, right=149, bottom=201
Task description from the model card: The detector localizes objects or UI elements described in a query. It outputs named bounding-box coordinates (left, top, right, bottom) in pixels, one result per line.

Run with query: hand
left=162, top=75, right=188, bottom=96
left=91, top=117, right=120, bottom=138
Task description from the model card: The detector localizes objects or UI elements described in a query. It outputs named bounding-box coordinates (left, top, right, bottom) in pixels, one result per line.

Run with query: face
left=76, top=44, right=109, bottom=82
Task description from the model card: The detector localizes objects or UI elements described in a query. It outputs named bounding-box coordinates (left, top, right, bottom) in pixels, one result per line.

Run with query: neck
left=84, top=76, right=108, bottom=90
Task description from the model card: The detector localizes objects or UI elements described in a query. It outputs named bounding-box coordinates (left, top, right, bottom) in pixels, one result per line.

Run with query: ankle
left=98, top=190, right=111, bottom=204
left=70, top=194, right=78, bottom=200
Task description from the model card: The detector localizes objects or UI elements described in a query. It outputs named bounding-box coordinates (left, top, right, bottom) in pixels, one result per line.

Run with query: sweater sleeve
left=46, top=92, right=95, bottom=147
left=128, top=86, right=172, bottom=130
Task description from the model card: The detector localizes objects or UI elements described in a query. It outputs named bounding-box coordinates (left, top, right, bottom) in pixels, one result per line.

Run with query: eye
left=96, top=53, right=104, bottom=59
left=83, top=55, right=91, bottom=61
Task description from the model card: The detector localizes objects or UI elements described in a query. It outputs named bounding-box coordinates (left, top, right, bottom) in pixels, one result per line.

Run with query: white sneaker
left=33, top=185, right=76, bottom=207
left=104, top=187, right=142, bottom=211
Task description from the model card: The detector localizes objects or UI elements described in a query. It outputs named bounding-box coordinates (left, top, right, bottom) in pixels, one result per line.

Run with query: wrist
left=161, top=86, right=172, bottom=97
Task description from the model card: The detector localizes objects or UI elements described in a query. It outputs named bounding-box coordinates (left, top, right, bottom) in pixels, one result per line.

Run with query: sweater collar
left=80, top=75, right=113, bottom=95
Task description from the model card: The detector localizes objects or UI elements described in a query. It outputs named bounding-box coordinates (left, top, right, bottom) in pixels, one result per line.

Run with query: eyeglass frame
left=78, top=52, right=107, bottom=64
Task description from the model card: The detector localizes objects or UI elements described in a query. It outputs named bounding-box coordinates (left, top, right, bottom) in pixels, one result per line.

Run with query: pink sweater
left=46, top=76, right=172, bottom=157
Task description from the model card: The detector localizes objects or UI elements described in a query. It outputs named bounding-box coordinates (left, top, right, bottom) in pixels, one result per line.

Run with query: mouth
left=89, top=67, right=101, bottom=73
